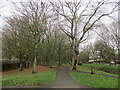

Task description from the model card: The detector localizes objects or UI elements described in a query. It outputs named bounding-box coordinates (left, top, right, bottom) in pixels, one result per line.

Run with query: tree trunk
left=72, top=45, right=79, bottom=70
left=118, top=47, right=120, bottom=64
left=19, top=55, right=23, bottom=71
left=70, top=58, right=72, bottom=65
left=25, top=61, right=27, bottom=68
left=32, top=44, right=38, bottom=73
left=102, top=61, right=104, bottom=65
left=72, top=59, right=77, bottom=70
left=29, top=61, right=31, bottom=68
left=58, top=53, right=61, bottom=66
left=109, top=62, right=112, bottom=66
left=58, top=60, right=61, bottom=66
left=19, top=61, right=23, bottom=71
left=32, top=56, right=37, bottom=73
left=114, top=59, right=117, bottom=65
left=8, top=57, right=11, bottom=61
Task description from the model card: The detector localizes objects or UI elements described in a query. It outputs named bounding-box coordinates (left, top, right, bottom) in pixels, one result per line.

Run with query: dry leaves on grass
left=1, top=65, right=55, bottom=75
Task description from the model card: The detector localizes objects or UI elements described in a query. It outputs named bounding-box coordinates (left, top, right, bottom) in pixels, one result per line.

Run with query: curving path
left=41, top=66, right=88, bottom=88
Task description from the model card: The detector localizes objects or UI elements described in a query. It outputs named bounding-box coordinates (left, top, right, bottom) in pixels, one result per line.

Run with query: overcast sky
left=0, top=0, right=118, bottom=27
left=0, top=0, right=118, bottom=48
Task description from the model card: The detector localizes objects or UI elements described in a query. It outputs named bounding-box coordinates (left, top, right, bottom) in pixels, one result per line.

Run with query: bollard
left=91, top=67, right=95, bottom=74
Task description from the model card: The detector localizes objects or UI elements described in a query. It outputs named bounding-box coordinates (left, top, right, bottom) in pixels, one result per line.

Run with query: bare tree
left=118, top=1, right=120, bottom=65
left=50, top=0, right=117, bottom=70
left=98, top=22, right=119, bottom=65
left=7, top=1, right=49, bottom=73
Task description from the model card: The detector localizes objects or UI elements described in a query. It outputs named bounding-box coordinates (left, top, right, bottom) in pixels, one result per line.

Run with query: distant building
left=88, top=60, right=94, bottom=63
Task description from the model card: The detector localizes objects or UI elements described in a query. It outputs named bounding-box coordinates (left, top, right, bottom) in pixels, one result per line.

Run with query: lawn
left=2, top=71, right=57, bottom=86
left=68, top=71, right=119, bottom=88
left=83, top=64, right=119, bottom=69
left=68, top=64, right=119, bottom=76
left=83, top=64, right=119, bottom=75
left=77, top=65, right=119, bottom=76
left=1, top=65, right=57, bottom=86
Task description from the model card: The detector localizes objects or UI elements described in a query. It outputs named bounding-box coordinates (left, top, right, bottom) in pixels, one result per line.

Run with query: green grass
left=2, top=71, right=57, bottom=86
left=0, top=74, right=2, bottom=86
left=83, top=64, right=119, bottom=69
left=83, top=64, right=119, bottom=75
left=68, top=71, right=119, bottom=88
left=77, top=65, right=119, bottom=76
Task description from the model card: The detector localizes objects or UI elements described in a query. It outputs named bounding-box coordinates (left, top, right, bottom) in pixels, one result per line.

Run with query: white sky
left=0, top=0, right=118, bottom=27
left=0, top=0, right=118, bottom=47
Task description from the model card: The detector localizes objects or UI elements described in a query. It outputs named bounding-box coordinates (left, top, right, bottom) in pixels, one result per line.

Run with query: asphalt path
left=41, top=66, right=88, bottom=88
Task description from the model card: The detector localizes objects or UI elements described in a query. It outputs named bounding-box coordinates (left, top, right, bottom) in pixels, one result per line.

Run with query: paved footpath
left=41, top=66, right=88, bottom=88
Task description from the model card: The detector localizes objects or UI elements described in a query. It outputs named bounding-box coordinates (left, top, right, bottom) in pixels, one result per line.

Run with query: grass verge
left=2, top=71, right=57, bottom=86
left=77, top=65, right=119, bottom=76
left=68, top=64, right=119, bottom=76
left=68, top=71, right=119, bottom=88
left=83, top=64, right=119, bottom=75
